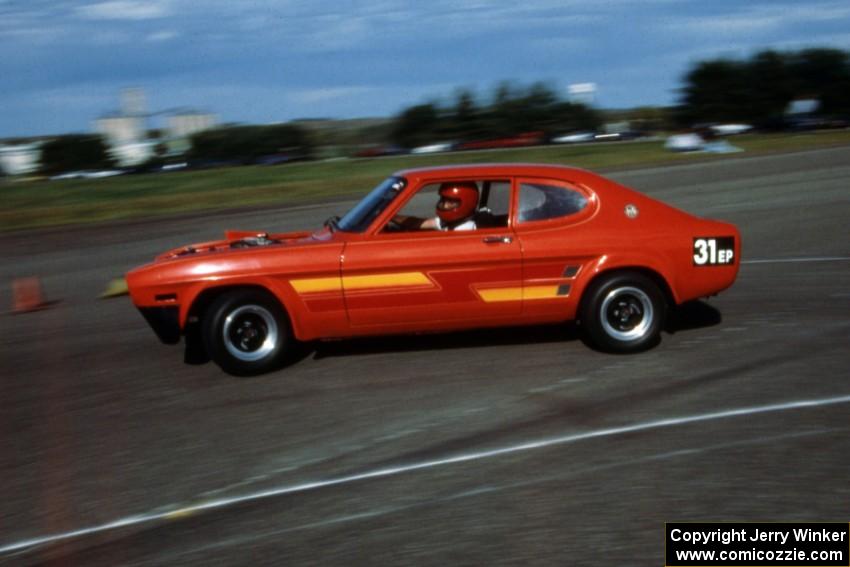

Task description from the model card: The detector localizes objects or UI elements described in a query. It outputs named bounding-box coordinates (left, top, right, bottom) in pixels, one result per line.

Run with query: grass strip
left=2, top=130, right=850, bottom=232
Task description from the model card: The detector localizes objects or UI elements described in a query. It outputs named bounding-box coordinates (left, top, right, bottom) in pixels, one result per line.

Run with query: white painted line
left=3, top=393, right=850, bottom=555
left=742, top=256, right=850, bottom=265
left=150, top=427, right=844, bottom=562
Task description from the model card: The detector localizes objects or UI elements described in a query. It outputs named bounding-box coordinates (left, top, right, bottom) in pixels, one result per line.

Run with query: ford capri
left=126, top=163, right=740, bottom=376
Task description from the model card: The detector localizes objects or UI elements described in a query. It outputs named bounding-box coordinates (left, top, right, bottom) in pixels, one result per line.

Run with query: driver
left=393, top=182, right=479, bottom=231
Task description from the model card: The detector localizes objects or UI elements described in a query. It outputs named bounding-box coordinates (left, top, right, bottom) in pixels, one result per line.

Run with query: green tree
left=550, top=101, right=602, bottom=133
left=390, top=80, right=603, bottom=144
left=789, top=48, right=850, bottom=116
left=623, top=106, right=672, bottom=133
left=677, top=59, right=751, bottom=125
left=38, top=135, right=114, bottom=175
left=391, top=103, right=440, bottom=148
left=188, top=124, right=313, bottom=163
left=442, top=89, right=487, bottom=141
left=746, top=50, right=794, bottom=128
left=487, top=81, right=522, bottom=136
left=677, top=48, right=850, bottom=127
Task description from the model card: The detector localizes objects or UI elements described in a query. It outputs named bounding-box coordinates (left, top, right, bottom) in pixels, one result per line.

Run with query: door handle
left=482, top=235, right=513, bottom=244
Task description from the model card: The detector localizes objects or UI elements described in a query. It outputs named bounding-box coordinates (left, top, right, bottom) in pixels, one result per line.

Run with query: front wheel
left=579, top=272, right=666, bottom=353
left=202, top=289, right=292, bottom=376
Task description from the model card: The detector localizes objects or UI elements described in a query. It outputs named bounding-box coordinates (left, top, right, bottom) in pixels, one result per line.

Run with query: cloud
left=284, top=86, right=376, bottom=105
left=664, top=1, right=850, bottom=38
left=76, top=0, right=170, bottom=21
left=298, top=15, right=370, bottom=52
left=147, top=30, right=178, bottom=42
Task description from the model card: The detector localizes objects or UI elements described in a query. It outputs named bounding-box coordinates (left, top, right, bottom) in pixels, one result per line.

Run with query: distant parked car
left=665, top=133, right=706, bottom=152
left=354, top=145, right=407, bottom=158
left=50, top=169, right=125, bottom=180
left=455, top=132, right=544, bottom=151
left=411, top=142, right=454, bottom=154
left=255, top=154, right=292, bottom=166
left=594, top=131, right=645, bottom=142
left=710, top=124, right=752, bottom=136
left=552, top=132, right=595, bottom=144
left=85, top=169, right=125, bottom=178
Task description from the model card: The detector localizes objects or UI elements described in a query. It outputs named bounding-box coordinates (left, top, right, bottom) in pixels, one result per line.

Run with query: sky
left=2, top=0, right=850, bottom=137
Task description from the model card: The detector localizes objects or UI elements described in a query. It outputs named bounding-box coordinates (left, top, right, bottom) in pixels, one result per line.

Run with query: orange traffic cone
left=11, top=277, right=56, bottom=314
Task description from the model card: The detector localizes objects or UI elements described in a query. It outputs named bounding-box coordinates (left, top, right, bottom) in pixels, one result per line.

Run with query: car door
left=512, top=177, right=599, bottom=320
left=341, top=179, right=523, bottom=330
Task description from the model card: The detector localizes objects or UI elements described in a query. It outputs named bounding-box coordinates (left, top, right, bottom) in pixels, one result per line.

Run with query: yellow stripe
left=290, top=277, right=342, bottom=293
left=344, top=272, right=432, bottom=290
left=523, top=285, right=562, bottom=300
left=291, top=272, right=432, bottom=294
left=478, top=285, right=563, bottom=303
left=478, top=287, right=523, bottom=302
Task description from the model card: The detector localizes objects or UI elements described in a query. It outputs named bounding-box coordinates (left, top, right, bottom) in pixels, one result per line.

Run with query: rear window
left=518, top=182, right=588, bottom=223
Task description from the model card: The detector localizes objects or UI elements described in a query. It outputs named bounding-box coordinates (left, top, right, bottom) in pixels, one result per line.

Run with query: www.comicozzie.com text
left=670, top=527, right=848, bottom=546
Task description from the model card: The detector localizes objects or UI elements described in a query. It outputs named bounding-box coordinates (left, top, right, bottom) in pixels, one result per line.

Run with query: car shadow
left=183, top=300, right=722, bottom=368
left=665, top=299, right=723, bottom=333
left=312, top=300, right=722, bottom=360
left=312, top=322, right=581, bottom=359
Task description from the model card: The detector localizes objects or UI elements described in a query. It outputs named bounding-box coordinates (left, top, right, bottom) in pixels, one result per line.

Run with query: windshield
left=337, top=176, right=407, bottom=232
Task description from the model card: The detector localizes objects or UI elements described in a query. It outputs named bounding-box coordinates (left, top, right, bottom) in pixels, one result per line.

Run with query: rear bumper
left=138, top=306, right=181, bottom=344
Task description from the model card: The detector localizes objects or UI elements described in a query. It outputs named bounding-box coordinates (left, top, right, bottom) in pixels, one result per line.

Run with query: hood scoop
left=158, top=229, right=314, bottom=261
left=229, top=233, right=280, bottom=248
left=173, top=233, right=279, bottom=257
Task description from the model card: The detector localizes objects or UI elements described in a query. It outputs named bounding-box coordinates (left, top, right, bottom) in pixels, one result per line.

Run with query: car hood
left=154, top=228, right=330, bottom=261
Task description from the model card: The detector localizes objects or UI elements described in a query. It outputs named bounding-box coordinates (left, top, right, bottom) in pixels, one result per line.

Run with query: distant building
left=568, top=83, right=597, bottom=106
left=0, top=142, right=42, bottom=175
left=603, top=121, right=630, bottom=135
left=167, top=112, right=217, bottom=139
left=92, top=88, right=217, bottom=166
left=121, top=87, right=148, bottom=117
left=95, top=115, right=145, bottom=147
left=94, top=115, right=150, bottom=166
left=786, top=98, right=820, bottom=116
left=109, top=141, right=158, bottom=167
left=785, top=98, right=823, bottom=130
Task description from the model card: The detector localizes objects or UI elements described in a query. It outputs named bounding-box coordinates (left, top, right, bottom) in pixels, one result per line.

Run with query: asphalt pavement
left=1, top=146, right=848, bottom=566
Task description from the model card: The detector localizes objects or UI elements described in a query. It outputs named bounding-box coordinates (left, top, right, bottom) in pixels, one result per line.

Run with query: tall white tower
left=567, top=83, right=597, bottom=106
left=121, top=87, right=147, bottom=117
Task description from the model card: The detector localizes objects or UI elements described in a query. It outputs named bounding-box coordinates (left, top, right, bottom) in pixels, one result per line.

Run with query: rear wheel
left=580, top=272, right=666, bottom=353
left=202, top=289, right=292, bottom=376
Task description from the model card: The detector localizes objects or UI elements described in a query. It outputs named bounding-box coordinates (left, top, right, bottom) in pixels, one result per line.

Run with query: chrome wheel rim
left=222, top=305, right=278, bottom=362
left=600, top=286, right=654, bottom=341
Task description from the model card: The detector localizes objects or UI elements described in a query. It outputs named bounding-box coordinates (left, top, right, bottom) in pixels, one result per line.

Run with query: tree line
left=35, top=124, right=316, bottom=175
left=390, top=82, right=601, bottom=149
left=676, top=48, right=850, bottom=128
left=30, top=47, right=850, bottom=175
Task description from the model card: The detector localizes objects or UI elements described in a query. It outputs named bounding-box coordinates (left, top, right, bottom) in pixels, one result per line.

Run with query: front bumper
left=138, top=306, right=181, bottom=344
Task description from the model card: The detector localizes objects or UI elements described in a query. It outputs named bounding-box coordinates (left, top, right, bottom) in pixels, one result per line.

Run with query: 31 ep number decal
left=693, top=237, right=735, bottom=266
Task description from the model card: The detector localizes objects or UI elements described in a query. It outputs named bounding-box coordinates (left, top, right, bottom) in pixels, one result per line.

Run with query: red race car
left=127, top=163, right=740, bottom=375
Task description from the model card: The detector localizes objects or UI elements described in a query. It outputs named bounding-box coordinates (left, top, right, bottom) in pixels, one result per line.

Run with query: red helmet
left=436, top=182, right=479, bottom=223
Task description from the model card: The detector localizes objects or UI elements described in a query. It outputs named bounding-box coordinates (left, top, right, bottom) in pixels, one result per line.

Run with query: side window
left=518, top=182, right=588, bottom=223
left=476, top=180, right=510, bottom=228
left=386, top=179, right=511, bottom=232
left=397, top=183, right=441, bottom=219
left=483, top=181, right=510, bottom=216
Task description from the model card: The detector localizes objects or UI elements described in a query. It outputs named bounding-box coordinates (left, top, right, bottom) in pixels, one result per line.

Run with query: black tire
left=579, top=271, right=666, bottom=353
left=202, top=289, right=292, bottom=376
